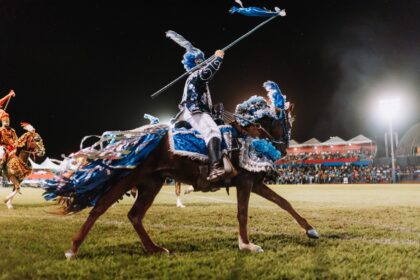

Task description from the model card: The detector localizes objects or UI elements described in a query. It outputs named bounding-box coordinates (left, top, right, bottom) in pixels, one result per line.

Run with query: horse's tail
left=42, top=124, right=169, bottom=214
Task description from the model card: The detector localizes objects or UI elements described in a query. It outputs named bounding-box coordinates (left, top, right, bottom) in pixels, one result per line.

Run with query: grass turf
left=1, top=185, right=420, bottom=279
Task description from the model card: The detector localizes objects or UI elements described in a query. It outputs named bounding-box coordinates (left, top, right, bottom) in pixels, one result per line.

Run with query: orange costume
left=0, top=112, right=18, bottom=152
left=0, top=90, right=17, bottom=166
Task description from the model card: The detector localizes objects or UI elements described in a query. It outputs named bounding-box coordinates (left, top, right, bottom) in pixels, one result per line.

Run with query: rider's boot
left=206, top=137, right=225, bottom=182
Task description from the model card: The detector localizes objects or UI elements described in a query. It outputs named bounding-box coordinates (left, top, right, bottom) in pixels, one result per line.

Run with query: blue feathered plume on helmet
left=166, top=30, right=205, bottom=71
left=263, top=80, right=286, bottom=111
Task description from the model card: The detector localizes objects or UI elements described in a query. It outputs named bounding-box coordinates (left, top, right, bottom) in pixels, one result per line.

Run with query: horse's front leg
left=175, top=181, right=185, bottom=208
left=4, top=175, right=20, bottom=209
left=252, top=182, right=319, bottom=239
left=236, top=180, right=263, bottom=253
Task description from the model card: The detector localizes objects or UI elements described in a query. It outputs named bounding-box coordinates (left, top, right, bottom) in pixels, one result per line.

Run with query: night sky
left=0, top=0, right=419, bottom=159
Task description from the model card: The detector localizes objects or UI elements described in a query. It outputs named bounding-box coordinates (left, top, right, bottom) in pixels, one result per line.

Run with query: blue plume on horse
left=264, top=80, right=285, bottom=111
left=229, top=6, right=286, bottom=17
left=166, top=30, right=205, bottom=71
left=251, top=139, right=281, bottom=161
left=235, top=95, right=275, bottom=126
left=144, top=114, right=160, bottom=124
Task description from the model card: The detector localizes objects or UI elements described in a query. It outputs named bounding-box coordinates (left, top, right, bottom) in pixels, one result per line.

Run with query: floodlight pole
left=388, top=119, right=397, bottom=183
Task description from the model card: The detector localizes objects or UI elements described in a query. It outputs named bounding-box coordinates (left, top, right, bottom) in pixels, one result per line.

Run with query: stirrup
left=207, top=166, right=225, bottom=182
left=222, top=154, right=237, bottom=179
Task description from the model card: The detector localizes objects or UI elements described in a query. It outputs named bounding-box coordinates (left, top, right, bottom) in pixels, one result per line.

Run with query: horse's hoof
left=65, top=249, right=76, bottom=260
left=252, top=245, right=264, bottom=253
left=306, top=229, right=320, bottom=239
left=238, top=237, right=264, bottom=253
left=239, top=243, right=264, bottom=253
left=5, top=200, right=13, bottom=209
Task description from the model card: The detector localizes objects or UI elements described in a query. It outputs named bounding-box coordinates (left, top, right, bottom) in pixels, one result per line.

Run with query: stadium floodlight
left=379, top=98, right=401, bottom=184
left=379, top=98, right=401, bottom=122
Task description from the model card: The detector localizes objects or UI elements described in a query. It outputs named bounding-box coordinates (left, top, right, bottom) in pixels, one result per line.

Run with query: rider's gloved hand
left=215, top=50, right=224, bottom=58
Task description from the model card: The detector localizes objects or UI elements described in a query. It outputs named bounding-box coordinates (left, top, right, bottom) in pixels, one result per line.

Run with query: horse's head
left=17, top=131, right=46, bottom=158
left=234, top=81, right=293, bottom=157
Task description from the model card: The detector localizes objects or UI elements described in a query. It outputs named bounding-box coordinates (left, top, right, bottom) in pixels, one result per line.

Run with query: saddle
left=169, top=122, right=238, bottom=190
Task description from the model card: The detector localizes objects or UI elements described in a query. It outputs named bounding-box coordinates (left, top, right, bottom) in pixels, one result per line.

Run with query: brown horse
left=3, top=130, right=45, bottom=209
left=60, top=100, right=318, bottom=259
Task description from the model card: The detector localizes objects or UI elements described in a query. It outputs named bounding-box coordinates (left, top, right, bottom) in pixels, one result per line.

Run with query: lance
left=0, top=90, right=16, bottom=111
left=150, top=13, right=281, bottom=99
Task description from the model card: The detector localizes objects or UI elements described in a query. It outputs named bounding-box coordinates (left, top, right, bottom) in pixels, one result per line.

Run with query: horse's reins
left=224, top=110, right=289, bottom=145
left=18, top=134, right=44, bottom=159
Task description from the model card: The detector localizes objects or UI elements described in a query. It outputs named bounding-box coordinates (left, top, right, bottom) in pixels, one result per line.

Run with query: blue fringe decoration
left=251, top=139, right=281, bottom=162
left=43, top=127, right=168, bottom=212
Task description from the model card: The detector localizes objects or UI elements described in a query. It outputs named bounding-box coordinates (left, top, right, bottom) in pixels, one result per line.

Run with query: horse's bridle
left=20, top=133, right=45, bottom=157
left=253, top=109, right=290, bottom=146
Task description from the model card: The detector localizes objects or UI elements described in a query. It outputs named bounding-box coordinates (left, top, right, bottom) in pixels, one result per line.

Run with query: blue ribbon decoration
left=229, top=6, right=283, bottom=17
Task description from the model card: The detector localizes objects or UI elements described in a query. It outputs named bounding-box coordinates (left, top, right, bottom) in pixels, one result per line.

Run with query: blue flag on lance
left=149, top=3, right=286, bottom=99
left=230, top=6, right=286, bottom=17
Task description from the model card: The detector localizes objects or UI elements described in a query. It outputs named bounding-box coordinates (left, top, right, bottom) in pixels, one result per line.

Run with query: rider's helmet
left=166, top=30, right=205, bottom=71
left=21, top=122, right=35, bottom=132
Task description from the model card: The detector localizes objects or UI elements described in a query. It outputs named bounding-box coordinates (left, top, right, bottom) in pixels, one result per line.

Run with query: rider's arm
left=197, top=50, right=224, bottom=81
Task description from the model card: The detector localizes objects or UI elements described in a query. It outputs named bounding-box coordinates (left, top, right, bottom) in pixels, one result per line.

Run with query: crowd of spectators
left=267, top=165, right=420, bottom=185
left=285, top=149, right=375, bottom=162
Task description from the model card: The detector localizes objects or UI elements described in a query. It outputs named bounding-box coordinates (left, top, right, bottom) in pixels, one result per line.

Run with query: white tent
left=322, top=136, right=348, bottom=146
left=29, top=157, right=61, bottom=172
left=348, top=134, right=373, bottom=144
left=301, top=138, right=321, bottom=147
left=289, top=139, right=300, bottom=147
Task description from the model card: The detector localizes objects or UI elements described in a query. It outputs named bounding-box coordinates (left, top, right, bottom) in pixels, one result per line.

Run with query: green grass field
left=1, top=185, right=420, bottom=280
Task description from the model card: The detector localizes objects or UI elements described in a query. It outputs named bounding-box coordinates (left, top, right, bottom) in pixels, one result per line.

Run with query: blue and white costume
left=178, top=57, right=223, bottom=144
left=166, top=30, right=226, bottom=181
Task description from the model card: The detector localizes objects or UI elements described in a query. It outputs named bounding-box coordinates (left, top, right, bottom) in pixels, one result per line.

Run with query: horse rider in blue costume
left=166, top=31, right=225, bottom=182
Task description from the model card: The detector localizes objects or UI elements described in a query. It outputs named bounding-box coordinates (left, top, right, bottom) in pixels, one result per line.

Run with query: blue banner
left=230, top=6, right=285, bottom=17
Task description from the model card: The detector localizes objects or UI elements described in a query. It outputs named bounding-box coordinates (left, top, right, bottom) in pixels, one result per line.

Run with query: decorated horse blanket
left=169, top=125, right=281, bottom=173
left=168, top=125, right=234, bottom=162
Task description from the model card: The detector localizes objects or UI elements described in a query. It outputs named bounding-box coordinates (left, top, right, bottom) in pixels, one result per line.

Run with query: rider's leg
left=178, top=109, right=225, bottom=182
left=206, top=137, right=225, bottom=182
